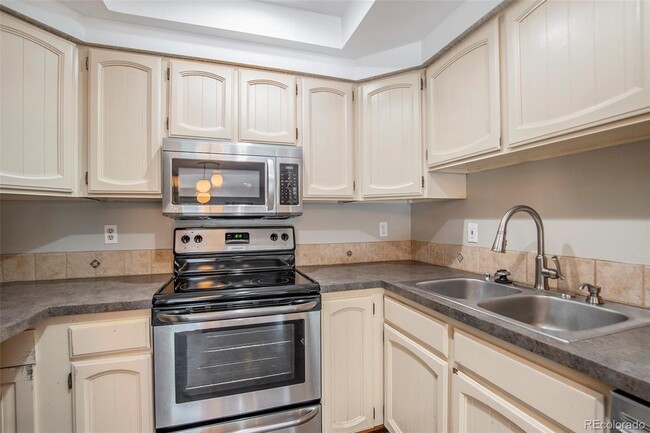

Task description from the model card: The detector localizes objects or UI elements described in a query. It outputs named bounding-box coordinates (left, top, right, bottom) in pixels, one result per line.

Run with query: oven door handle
left=176, top=405, right=320, bottom=433
left=155, top=300, right=318, bottom=323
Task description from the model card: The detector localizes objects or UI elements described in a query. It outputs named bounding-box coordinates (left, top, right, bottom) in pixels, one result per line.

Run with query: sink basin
left=414, top=278, right=521, bottom=300
left=479, top=295, right=628, bottom=332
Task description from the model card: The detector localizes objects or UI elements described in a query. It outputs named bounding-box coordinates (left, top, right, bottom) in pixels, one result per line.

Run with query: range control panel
left=279, top=163, right=300, bottom=206
left=174, top=227, right=295, bottom=254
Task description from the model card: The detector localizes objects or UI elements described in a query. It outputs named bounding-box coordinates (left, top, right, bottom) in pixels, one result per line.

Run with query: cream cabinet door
left=168, top=60, right=234, bottom=140
left=301, top=78, right=355, bottom=199
left=452, top=372, right=559, bottom=433
left=504, top=0, right=650, bottom=147
left=427, top=18, right=501, bottom=167
left=72, top=354, right=152, bottom=433
left=239, top=69, right=296, bottom=144
left=1, top=366, right=34, bottom=433
left=0, top=13, right=77, bottom=195
left=359, top=72, right=422, bottom=198
left=88, top=49, right=162, bottom=195
left=384, top=324, right=447, bottom=433
left=322, top=294, right=383, bottom=433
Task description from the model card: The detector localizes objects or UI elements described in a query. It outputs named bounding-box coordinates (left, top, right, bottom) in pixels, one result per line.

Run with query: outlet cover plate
left=468, top=223, right=478, bottom=243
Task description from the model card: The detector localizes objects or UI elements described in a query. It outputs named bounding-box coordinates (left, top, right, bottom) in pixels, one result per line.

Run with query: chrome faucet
left=491, top=205, right=565, bottom=290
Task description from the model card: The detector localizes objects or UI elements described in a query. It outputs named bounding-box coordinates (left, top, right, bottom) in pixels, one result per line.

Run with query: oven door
left=162, top=150, right=275, bottom=218
left=153, top=302, right=320, bottom=429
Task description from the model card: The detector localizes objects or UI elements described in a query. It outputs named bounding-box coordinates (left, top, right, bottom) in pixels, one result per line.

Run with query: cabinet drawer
left=385, top=298, right=448, bottom=356
left=69, top=318, right=150, bottom=357
left=454, top=330, right=604, bottom=432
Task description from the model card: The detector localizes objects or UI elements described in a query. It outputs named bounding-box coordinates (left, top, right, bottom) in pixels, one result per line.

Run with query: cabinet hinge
left=499, top=136, right=503, bottom=146
left=373, top=407, right=376, bottom=420
left=421, top=176, right=425, bottom=188
left=296, top=84, right=298, bottom=96
left=166, top=67, right=170, bottom=81
left=166, top=117, right=170, bottom=131
left=425, top=149, right=428, bottom=161
left=372, top=302, right=375, bottom=315
left=352, top=90, right=355, bottom=102
left=353, top=180, right=356, bottom=191
left=295, top=128, right=299, bottom=140
left=452, top=367, right=459, bottom=375
left=420, top=78, right=424, bottom=90
left=85, top=57, right=89, bottom=71
left=67, top=372, right=72, bottom=390
left=84, top=171, right=88, bottom=185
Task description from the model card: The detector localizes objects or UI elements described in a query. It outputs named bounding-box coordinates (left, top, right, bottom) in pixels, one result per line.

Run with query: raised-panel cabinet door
left=384, top=324, right=447, bottom=433
left=0, top=366, right=34, bottom=433
left=88, top=49, right=162, bottom=194
left=72, top=354, right=153, bottom=433
left=169, top=60, right=234, bottom=140
left=0, top=13, right=77, bottom=195
left=239, top=69, right=296, bottom=144
left=505, top=0, right=650, bottom=147
left=322, top=295, right=382, bottom=433
left=301, top=78, right=354, bottom=199
left=427, top=18, right=501, bottom=167
left=359, top=72, right=422, bottom=198
left=451, top=372, right=560, bottom=433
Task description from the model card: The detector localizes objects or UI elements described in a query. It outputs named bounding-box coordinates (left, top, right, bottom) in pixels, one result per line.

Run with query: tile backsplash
left=2, top=240, right=647, bottom=310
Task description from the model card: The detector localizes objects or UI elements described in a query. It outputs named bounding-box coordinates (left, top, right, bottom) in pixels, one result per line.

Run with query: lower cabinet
left=72, top=355, right=152, bottom=433
left=384, top=324, right=447, bottom=433
left=0, top=366, right=34, bottom=433
left=33, top=310, right=153, bottom=433
left=321, top=290, right=384, bottom=433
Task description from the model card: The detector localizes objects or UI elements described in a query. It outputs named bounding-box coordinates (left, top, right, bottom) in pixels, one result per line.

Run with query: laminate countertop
left=1, top=260, right=649, bottom=402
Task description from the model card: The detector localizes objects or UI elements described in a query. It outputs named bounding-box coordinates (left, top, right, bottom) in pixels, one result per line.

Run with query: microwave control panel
left=279, top=164, right=300, bottom=206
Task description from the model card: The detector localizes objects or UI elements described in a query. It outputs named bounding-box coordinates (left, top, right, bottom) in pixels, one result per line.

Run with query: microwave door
left=163, top=151, right=275, bottom=217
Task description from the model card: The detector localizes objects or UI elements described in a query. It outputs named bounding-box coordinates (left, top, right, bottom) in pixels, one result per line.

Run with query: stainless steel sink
left=414, top=278, right=521, bottom=300
left=399, top=277, right=650, bottom=342
left=478, top=295, right=628, bottom=332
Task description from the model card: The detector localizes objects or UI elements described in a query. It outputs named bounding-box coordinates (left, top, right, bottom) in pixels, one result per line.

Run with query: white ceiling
left=57, top=0, right=465, bottom=58
left=5, top=0, right=501, bottom=79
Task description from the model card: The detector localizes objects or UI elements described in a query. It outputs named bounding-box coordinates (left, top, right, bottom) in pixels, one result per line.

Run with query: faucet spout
left=491, top=205, right=557, bottom=290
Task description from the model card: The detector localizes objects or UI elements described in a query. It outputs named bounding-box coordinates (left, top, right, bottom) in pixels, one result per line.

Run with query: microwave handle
left=267, top=158, right=276, bottom=211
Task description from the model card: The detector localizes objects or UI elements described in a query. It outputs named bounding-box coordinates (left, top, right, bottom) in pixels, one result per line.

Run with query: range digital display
left=225, top=232, right=250, bottom=244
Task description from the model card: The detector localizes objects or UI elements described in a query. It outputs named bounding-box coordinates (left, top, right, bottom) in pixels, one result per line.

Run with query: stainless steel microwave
left=162, top=138, right=302, bottom=218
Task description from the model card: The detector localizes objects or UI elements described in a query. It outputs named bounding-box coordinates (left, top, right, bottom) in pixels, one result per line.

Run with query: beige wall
left=0, top=200, right=411, bottom=254
left=411, top=141, right=650, bottom=266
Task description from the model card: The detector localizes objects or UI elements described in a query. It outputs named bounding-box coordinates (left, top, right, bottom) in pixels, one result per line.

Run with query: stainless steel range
left=152, top=227, right=321, bottom=432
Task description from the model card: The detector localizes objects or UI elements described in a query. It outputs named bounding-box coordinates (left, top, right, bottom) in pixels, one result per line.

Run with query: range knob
left=281, top=233, right=289, bottom=241
left=270, top=233, right=278, bottom=241
left=194, top=235, right=203, bottom=243
left=181, top=235, right=191, bottom=244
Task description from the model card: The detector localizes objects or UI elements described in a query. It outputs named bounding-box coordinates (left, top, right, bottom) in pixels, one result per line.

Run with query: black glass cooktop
left=153, top=269, right=319, bottom=306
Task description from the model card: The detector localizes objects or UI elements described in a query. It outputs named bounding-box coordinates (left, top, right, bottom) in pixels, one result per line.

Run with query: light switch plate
left=468, top=223, right=478, bottom=243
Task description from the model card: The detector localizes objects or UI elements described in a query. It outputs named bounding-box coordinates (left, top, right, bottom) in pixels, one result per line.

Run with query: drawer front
left=454, top=330, right=604, bottom=432
left=69, top=318, right=150, bottom=357
left=385, top=297, right=448, bottom=356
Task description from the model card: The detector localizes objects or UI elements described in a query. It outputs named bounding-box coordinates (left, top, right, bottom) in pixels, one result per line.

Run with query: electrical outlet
left=379, top=222, right=388, bottom=238
left=104, top=225, right=118, bottom=244
left=468, top=223, right=478, bottom=243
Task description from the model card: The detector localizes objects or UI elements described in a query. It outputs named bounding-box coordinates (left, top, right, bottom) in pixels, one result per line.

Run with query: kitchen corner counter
left=0, top=274, right=170, bottom=342
left=299, top=261, right=650, bottom=402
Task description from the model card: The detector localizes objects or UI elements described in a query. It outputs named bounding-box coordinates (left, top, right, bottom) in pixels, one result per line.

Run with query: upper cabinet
left=88, top=49, right=162, bottom=195
left=426, top=18, right=501, bottom=168
left=359, top=72, right=423, bottom=198
left=168, top=60, right=235, bottom=140
left=239, top=69, right=297, bottom=145
left=0, top=13, right=78, bottom=196
left=504, top=0, right=650, bottom=147
left=301, top=78, right=355, bottom=200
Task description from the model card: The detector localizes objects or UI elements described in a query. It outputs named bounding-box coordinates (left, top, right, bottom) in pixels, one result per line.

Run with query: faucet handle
left=551, top=255, right=565, bottom=280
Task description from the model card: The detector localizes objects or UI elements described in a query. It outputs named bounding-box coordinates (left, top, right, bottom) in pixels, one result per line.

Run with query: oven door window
left=174, top=320, right=306, bottom=403
left=171, top=158, right=266, bottom=206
